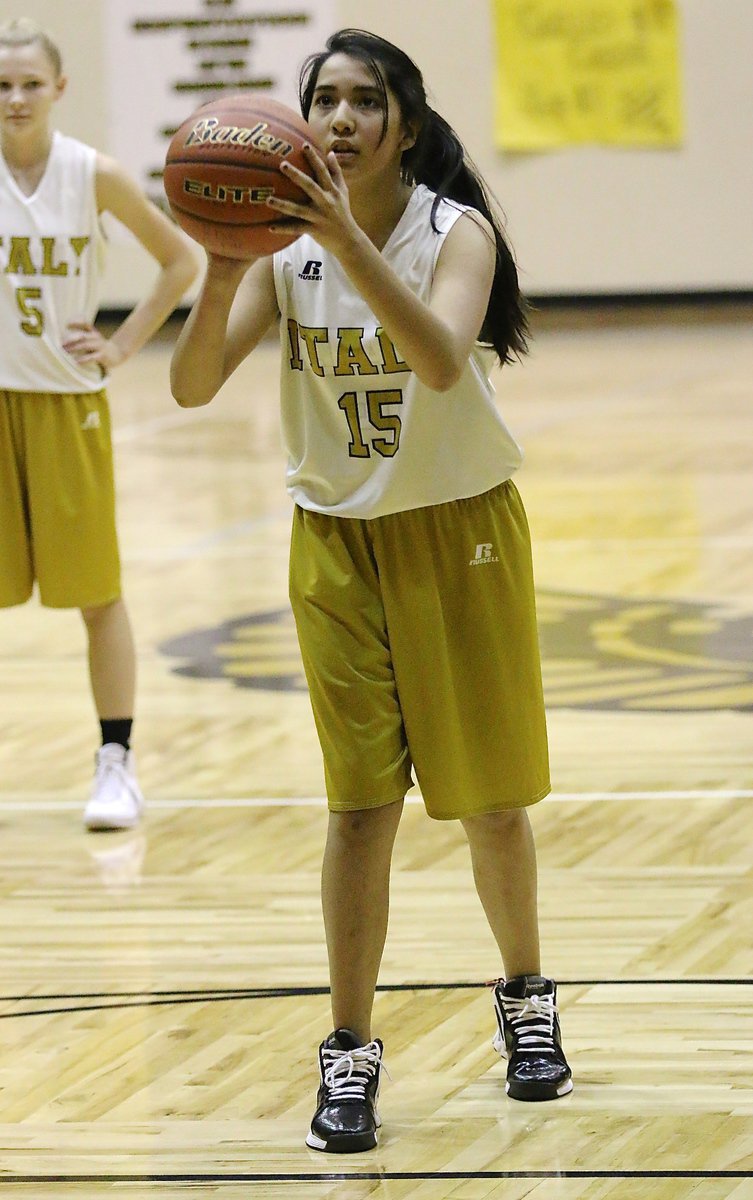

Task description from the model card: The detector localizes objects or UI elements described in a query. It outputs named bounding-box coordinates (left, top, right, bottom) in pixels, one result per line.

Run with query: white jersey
left=272, top=184, right=523, bottom=519
left=0, top=131, right=104, bottom=394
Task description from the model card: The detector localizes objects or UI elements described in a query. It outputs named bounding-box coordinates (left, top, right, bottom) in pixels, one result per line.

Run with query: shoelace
left=91, top=749, right=139, bottom=809
left=96, top=747, right=128, bottom=776
left=95, top=756, right=129, bottom=789
left=321, top=1042, right=382, bottom=1102
left=500, top=993, right=558, bottom=1054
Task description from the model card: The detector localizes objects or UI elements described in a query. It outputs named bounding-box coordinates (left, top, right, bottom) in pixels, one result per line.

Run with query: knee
left=81, top=603, right=106, bottom=627
left=80, top=597, right=120, bottom=627
left=329, top=799, right=403, bottom=847
left=462, top=807, right=528, bottom=840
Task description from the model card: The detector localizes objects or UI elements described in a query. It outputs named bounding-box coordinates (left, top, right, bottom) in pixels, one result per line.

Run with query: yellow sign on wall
left=494, top=0, right=684, bottom=150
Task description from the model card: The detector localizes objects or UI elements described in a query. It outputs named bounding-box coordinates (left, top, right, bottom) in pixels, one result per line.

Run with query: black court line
left=3, top=977, right=752, bottom=1000
left=0, top=993, right=260, bottom=1020
left=1, top=978, right=751, bottom=1020
left=1, top=1170, right=752, bottom=1183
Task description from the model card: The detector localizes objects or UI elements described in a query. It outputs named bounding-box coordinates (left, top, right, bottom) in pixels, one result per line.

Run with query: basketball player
left=0, top=20, right=197, bottom=829
left=171, top=28, right=571, bottom=1152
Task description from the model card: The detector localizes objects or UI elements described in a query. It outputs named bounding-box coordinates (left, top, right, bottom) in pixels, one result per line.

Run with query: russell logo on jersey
left=298, top=260, right=323, bottom=281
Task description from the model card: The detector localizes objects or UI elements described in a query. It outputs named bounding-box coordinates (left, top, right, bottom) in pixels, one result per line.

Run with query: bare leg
left=461, top=808, right=541, bottom=979
left=322, top=798, right=404, bottom=1044
left=80, top=597, right=136, bottom=720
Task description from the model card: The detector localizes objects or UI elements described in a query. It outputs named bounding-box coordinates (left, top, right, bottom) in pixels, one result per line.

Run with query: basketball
left=164, top=95, right=317, bottom=258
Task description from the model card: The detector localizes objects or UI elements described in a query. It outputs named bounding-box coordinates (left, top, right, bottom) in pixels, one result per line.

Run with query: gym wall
left=12, top=0, right=753, bottom=303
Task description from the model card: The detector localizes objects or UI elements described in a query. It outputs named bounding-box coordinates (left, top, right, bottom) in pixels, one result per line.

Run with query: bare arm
left=336, top=212, right=495, bottom=391
left=63, top=153, right=198, bottom=371
left=170, top=254, right=279, bottom=407
left=270, top=149, right=496, bottom=391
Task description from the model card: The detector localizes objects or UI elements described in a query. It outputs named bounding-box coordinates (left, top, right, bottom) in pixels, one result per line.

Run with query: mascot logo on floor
left=160, top=590, right=753, bottom=711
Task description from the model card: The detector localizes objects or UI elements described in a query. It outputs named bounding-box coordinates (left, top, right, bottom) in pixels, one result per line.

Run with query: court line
left=2, top=1170, right=751, bottom=1183
left=547, top=789, right=753, bottom=801
left=112, top=407, right=212, bottom=444
left=129, top=527, right=753, bottom=561
left=2, top=978, right=750, bottom=1020
left=536, top=535, right=753, bottom=548
left=1, top=789, right=752, bottom=810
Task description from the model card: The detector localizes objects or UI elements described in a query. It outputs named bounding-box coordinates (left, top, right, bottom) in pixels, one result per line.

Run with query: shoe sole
left=306, top=1129, right=378, bottom=1153
left=84, top=816, right=142, bottom=831
left=83, top=801, right=143, bottom=831
left=506, top=1077, right=574, bottom=1101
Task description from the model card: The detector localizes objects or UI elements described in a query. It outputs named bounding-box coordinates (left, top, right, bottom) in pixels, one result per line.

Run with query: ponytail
left=406, top=109, right=530, bottom=364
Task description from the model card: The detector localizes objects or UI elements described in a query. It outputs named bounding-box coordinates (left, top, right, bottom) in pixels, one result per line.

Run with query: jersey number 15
left=338, top=389, right=402, bottom=459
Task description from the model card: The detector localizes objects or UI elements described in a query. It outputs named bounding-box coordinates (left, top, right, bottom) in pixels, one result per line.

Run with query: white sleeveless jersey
left=0, top=131, right=104, bottom=393
left=272, top=184, right=523, bottom=518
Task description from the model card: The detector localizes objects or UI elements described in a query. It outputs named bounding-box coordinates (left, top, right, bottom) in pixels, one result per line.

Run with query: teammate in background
left=0, top=19, right=197, bottom=829
left=171, top=28, right=571, bottom=1152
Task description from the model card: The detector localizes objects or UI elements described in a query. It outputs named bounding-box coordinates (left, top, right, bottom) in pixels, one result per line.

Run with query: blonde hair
left=0, top=18, right=63, bottom=77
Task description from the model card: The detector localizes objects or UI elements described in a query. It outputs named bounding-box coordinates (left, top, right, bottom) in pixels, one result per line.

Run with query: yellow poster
left=494, top=0, right=684, bottom=150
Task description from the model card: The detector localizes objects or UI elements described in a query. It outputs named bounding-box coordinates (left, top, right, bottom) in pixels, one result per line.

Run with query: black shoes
left=306, top=982, right=570, bottom=1152
left=306, top=1028, right=383, bottom=1153
left=492, top=974, right=573, bottom=1101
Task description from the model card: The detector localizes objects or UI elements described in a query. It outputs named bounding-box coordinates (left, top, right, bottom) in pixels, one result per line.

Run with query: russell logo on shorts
left=469, top=542, right=500, bottom=566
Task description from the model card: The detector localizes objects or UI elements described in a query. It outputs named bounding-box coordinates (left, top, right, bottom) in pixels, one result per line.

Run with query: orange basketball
left=164, top=95, right=316, bottom=258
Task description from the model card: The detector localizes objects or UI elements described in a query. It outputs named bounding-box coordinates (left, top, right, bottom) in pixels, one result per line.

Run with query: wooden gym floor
left=0, top=300, right=752, bottom=1198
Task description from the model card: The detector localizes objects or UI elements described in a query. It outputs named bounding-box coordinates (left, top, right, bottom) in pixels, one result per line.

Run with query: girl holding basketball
left=172, top=28, right=571, bottom=1153
left=0, top=19, right=197, bottom=829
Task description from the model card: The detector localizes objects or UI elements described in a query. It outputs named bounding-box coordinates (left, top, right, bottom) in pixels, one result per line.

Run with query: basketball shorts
left=289, top=480, right=551, bottom=821
left=0, top=390, right=121, bottom=609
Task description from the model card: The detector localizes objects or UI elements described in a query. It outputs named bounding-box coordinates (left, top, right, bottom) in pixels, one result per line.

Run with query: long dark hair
left=299, top=29, right=529, bottom=365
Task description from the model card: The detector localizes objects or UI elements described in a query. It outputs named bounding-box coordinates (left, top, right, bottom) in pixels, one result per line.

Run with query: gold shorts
left=0, top=390, right=121, bottom=609
left=289, top=480, right=550, bottom=820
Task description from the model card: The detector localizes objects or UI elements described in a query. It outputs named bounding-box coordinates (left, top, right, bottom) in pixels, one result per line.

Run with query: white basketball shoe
left=83, top=743, right=144, bottom=831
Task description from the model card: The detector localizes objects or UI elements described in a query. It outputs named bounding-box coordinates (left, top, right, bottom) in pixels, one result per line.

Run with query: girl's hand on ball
left=164, top=97, right=319, bottom=257
left=266, top=144, right=357, bottom=254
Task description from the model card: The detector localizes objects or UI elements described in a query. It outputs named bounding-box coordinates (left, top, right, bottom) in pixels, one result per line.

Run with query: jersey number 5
left=16, top=287, right=44, bottom=337
left=338, top=389, right=402, bottom=459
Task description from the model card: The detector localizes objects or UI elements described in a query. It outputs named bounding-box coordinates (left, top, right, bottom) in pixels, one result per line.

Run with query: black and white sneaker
left=492, top=975, right=573, bottom=1101
left=306, top=1028, right=383, bottom=1153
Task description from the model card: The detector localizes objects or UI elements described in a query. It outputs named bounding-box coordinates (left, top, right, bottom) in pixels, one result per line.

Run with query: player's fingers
left=302, top=142, right=333, bottom=186
left=279, top=160, right=322, bottom=199
left=266, top=221, right=306, bottom=238
left=325, top=150, right=346, bottom=188
left=266, top=211, right=306, bottom=229
left=64, top=333, right=100, bottom=350
left=267, top=195, right=312, bottom=218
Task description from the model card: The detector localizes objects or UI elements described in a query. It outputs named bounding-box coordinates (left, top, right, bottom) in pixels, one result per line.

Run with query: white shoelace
left=96, top=757, right=127, bottom=785
left=88, top=747, right=141, bottom=814
left=321, top=1042, right=382, bottom=1102
left=95, top=746, right=129, bottom=783
left=500, top=993, right=558, bottom=1054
